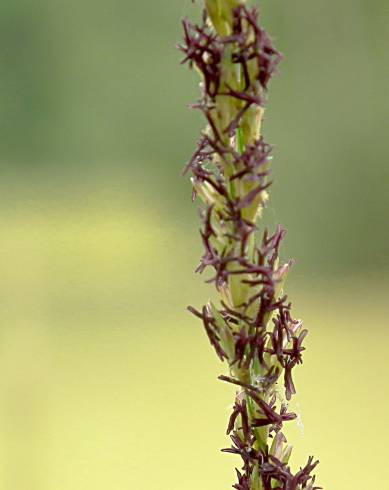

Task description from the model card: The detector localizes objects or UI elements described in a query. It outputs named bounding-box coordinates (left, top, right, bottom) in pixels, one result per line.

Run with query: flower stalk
left=179, top=1, right=321, bottom=488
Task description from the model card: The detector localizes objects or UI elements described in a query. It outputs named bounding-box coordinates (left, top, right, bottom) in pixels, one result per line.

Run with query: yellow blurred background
left=0, top=0, right=388, bottom=488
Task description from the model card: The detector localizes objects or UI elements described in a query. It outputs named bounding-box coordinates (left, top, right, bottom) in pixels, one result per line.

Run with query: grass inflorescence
left=178, top=1, right=321, bottom=489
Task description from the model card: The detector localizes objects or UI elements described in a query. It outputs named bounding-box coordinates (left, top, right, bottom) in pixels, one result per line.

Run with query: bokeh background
left=0, top=0, right=388, bottom=488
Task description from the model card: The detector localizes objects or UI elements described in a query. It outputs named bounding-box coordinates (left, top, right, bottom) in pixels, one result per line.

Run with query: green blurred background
left=0, top=0, right=388, bottom=488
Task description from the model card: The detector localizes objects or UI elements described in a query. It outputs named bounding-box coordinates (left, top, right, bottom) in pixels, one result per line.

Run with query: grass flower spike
left=178, top=1, right=321, bottom=488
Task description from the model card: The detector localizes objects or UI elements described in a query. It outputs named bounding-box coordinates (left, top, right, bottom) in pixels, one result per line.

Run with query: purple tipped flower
left=179, top=1, right=320, bottom=488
